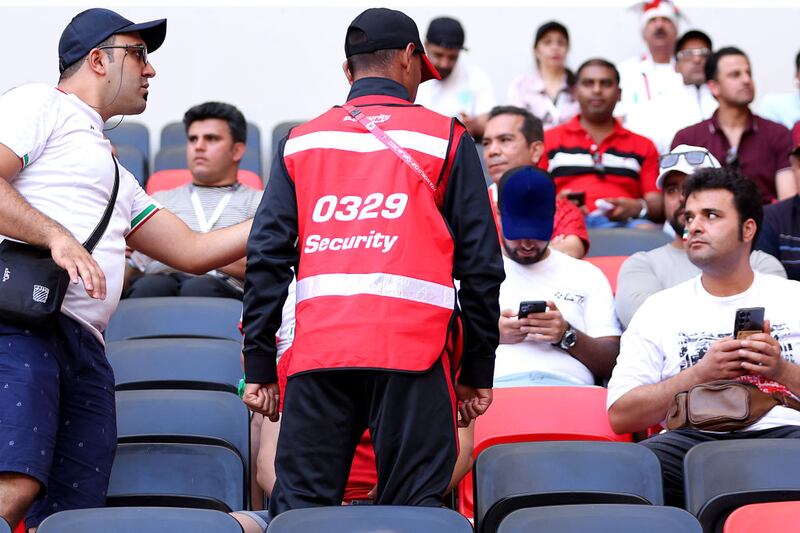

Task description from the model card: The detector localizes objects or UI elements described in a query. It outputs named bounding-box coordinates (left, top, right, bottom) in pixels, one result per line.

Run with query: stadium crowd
left=2, top=1, right=800, bottom=531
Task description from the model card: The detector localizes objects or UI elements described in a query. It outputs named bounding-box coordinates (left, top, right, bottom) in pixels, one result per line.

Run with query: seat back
left=685, top=439, right=800, bottom=533
left=497, top=504, right=702, bottom=533
left=145, top=168, right=263, bottom=194
left=723, top=501, right=800, bottom=533
left=585, top=228, right=671, bottom=257
left=107, top=338, right=242, bottom=393
left=459, top=386, right=632, bottom=518
left=153, top=145, right=188, bottom=173
left=160, top=122, right=187, bottom=150
left=106, top=121, right=151, bottom=163
left=474, top=441, right=663, bottom=533
left=115, top=145, right=148, bottom=187
left=37, top=507, right=242, bottom=533
left=265, top=506, right=473, bottom=533
left=584, top=256, right=627, bottom=294
left=108, top=442, right=245, bottom=512
left=116, top=389, right=250, bottom=471
left=271, top=120, right=303, bottom=161
left=105, top=297, right=242, bottom=342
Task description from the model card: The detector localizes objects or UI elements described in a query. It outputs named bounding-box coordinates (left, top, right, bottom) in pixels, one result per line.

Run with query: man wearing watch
left=495, top=166, right=621, bottom=387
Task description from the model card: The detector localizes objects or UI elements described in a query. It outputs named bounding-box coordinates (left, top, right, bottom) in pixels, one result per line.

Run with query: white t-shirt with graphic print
left=496, top=250, right=621, bottom=385
left=0, top=83, right=160, bottom=342
left=607, top=271, right=800, bottom=431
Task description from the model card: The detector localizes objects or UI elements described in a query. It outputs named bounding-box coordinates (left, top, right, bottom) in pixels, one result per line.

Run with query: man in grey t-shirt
left=616, top=145, right=786, bottom=327
left=125, top=102, right=262, bottom=299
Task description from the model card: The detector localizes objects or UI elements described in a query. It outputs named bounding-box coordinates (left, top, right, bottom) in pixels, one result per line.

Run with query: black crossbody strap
left=82, top=155, right=120, bottom=253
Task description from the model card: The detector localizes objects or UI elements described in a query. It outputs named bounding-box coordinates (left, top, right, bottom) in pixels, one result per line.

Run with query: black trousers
left=268, top=357, right=458, bottom=516
left=643, top=425, right=800, bottom=507
left=124, top=273, right=243, bottom=300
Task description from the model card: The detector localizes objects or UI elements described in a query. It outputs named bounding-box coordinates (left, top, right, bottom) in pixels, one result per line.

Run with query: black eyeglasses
left=659, top=151, right=710, bottom=169
left=97, top=44, right=148, bottom=65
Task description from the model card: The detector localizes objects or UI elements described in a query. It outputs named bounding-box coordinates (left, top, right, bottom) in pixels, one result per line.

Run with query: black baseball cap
left=345, top=8, right=440, bottom=82
left=675, top=29, right=712, bottom=56
left=426, top=17, right=467, bottom=50
left=498, top=166, right=556, bottom=241
left=59, top=8, right=167, bottom=73
left=534, top=21, right=570, bottom=47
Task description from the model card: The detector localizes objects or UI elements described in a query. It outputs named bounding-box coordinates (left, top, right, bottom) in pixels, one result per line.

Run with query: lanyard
left=342, top=104, right=437, bottom=192
left=190, top=186, right=236, bottom=233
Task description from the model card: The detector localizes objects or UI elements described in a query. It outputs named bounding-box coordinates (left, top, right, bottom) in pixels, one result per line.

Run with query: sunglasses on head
left=659, top=150, right=710, bottom=169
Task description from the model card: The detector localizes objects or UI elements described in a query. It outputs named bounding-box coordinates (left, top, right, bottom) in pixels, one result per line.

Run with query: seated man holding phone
left=495, top=166, right=621, bottom=387
left=608, top=167, right=800, bottom=508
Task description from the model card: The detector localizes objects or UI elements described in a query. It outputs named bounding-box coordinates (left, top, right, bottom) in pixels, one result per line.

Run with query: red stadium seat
left=584, top=255, right=626, bottom=294
left=724, top=501, right=800, bottom=532
left=145, top=169, right=263, bottom=194
left=458, top=386, right=632, bottom=518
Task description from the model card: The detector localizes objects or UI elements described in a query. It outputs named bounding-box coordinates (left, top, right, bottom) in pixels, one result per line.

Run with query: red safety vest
left=283, top=94, right=463, bottom=376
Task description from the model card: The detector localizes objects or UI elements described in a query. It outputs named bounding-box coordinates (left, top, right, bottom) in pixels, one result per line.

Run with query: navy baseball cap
left=345, top=8, right=441, bottom=82
left=426, top=17, right=467, bottom=50
left=59, top=8, right=167, bottom=73
left=498, top=166, right=556, bottom=241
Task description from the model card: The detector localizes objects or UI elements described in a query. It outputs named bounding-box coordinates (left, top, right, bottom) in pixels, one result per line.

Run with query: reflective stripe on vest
left=284, top=130, right=449, bottom=159
left=296, top=273, right=455, bottom=310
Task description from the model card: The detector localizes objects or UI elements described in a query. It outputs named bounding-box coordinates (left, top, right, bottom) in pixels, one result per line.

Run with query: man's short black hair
left=575, top=58, right=620, bottom=85
left=675, top=29, right=713, bottom=58
left=487, top=105, right=544, bottom=144
left=183, top=101, right=247, bottom=144
left=682, top=167, right=763, bottom=247
left=795, top=49, right=800, bottom=73
left=704, top=46, right=748, bottom=82
left=345, top=28, right=403, bottom=78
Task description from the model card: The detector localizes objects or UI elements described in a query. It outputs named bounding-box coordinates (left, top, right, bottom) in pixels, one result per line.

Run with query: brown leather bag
left=666, top=380, right=800, bottom=432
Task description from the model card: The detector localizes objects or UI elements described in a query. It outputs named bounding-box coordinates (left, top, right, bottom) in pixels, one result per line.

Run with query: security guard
left=242, top=7, right=503, bottom=515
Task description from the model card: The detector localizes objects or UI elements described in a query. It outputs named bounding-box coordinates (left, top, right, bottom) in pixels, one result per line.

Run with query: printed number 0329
left=311, top=193, right=408, bottom=222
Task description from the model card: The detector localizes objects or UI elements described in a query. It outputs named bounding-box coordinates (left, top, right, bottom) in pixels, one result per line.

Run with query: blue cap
left=498, top=166, right=556, bottom=241
left=58, top=8, right=167, bottom=73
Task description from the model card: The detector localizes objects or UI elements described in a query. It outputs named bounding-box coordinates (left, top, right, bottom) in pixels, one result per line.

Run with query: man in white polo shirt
left=0, top=9, right=251, bottom=528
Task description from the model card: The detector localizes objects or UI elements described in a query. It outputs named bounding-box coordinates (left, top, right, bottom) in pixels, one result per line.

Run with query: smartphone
left=566, top=191, right=586, bottom=208
left=733, top=307, right=765, bottom=339
left=518, top=300, right=547, bottom=318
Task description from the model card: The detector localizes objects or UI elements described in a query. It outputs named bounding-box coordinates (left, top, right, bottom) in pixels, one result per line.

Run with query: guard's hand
left=692, top=336, right=748, bottom=382
left=524, top=301, right=568, bottom=344
left=455, top=383, right=492, bottom=427
left=603, top=197, right=643, bottom=221
left=738, top=320, right=786, bottom=382
left=49, top=232, right=106, bottom=299
left=499, top=309, right=527, bottom=344
left=242, top=382, right=281, bottom=422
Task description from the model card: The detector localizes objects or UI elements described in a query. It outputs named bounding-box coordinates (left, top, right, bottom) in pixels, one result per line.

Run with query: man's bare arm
left=0, top=143, right=106, bottom=298
left=126, top=209, right=251, bottom=275
left=218, top=257, right=247, bottom=280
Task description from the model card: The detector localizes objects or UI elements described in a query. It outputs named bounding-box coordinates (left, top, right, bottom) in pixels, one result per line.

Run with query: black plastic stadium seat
left=37, top=507, right=242, bottom=533
left=105, top=297, right=242, bottom=342
left=474, top=441, right=664, bottom=533
left=684, top=439, right=800, bottom=533
left=266, top=505, right=474, bottom=533
left=496, top=504, right=702, bottom=533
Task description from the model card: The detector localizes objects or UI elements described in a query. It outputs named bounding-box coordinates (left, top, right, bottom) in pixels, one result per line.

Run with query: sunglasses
left=97, top=44, right=148, bottom=65
left=676, top=48, right=711, bottom=60
left=659, top=151, right=710, bottom=169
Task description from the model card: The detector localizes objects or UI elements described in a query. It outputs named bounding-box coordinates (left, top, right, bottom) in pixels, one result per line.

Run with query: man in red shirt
left=545, top=58, right=662, bottom=228
left=483, top=105, right=589, bottom=258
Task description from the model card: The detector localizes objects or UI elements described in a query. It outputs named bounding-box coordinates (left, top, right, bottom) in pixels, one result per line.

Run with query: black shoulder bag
left=0, top=156, right=120, bottom=327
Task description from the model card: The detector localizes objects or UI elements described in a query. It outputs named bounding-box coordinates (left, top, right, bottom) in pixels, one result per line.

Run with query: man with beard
left=615, top=145, right=785, bottom=328
left=495, top=166, right=620, bottom=387
left=672, top=47, right=795, bottom=204
left=414, top=16, right=495, bottom=137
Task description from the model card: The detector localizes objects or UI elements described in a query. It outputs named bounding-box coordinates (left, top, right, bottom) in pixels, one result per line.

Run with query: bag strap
left=82, top=155, right=120, bottom=253
left=342, top=104, right=437, bottom=193
left=771, top=391, right=800, bottom=412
